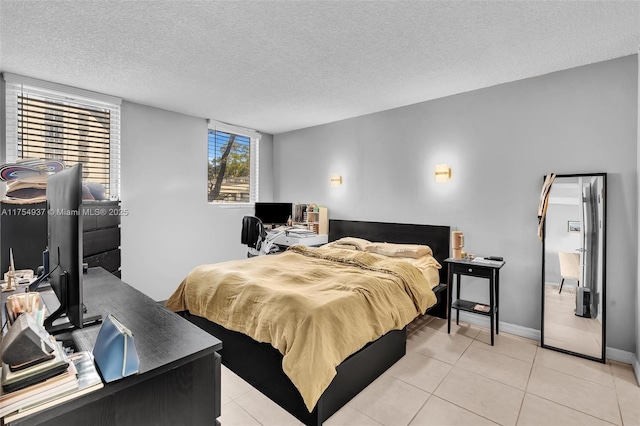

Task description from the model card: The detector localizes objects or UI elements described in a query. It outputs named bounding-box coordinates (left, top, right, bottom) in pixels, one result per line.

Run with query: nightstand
left=445, top=257, right=505, bottom=345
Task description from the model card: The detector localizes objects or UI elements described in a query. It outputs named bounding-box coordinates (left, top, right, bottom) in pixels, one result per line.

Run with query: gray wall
left=274, top=55, right=639, bottom=353
left=120, top=101, right=274, bottom=301
left=637, top=52, right=640, bottom=373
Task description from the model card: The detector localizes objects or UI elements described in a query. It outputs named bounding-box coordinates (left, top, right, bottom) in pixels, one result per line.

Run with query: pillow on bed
left=323, top=237, right=372, bottom=251
left=364, top=242, right=432, bottom=258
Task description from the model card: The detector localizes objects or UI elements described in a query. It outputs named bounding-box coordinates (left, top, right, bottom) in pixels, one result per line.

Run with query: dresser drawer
left=451, top=262, right=493, bottom=278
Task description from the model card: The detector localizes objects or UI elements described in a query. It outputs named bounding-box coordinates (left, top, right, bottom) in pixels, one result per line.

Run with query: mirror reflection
left=542, top=174, right=606, bottom=361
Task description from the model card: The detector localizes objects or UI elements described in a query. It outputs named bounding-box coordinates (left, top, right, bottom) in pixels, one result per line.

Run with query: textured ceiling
left=1, top=1, right=639, bottom=135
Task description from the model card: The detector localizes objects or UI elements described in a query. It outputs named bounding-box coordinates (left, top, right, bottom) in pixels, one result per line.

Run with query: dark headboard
left=329, top=220, right=451, bottom=284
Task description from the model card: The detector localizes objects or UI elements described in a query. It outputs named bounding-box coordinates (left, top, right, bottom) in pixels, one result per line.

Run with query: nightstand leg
left=490, top=275, right=495, bottom=346
left=455, top=274, right=461, bottom=326
left=447, top=264, right=453, bottom=335
left=495, top=270, right=500, bottom=335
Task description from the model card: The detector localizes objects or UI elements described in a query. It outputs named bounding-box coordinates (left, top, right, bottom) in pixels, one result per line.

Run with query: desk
left=445, top=258, right=505, bottom=346
left=3, top=268, right=222, bottom=426
left=273, top=233, right=328, bottom=247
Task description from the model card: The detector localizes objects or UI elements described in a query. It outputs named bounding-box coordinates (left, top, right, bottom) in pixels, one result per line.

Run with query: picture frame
left=567, top=221, right=581, bottom=233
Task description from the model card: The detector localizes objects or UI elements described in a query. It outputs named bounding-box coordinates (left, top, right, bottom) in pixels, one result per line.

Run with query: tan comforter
left=166, top=245, right=438, bottom=411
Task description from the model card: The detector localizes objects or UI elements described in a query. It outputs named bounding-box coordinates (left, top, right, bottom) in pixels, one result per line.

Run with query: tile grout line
left=405, top=394, right=431, bottom=426
left=433, top=318, right=534, bottom=425
left=520, top=392, right=621, bottom=426
left=526, top=351, right=622, bottom=426
left=532, top=359, right=617, bottom=389
left=435, top=322, right=523, bottom=425
left=514, top=345, right=540, bottom=426
left=221, top=398, right=265, bottom=426
left=611, top=371, right=627, bottom=426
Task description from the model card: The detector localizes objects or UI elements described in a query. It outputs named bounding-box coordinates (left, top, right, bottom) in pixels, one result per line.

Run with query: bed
left=167, top=219, right=450, bottom=425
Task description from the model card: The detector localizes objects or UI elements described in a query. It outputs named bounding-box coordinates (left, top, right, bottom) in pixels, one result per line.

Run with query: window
left=207, top=121, right=259, bottom=203
left=4, top=73, right=121, bottom=199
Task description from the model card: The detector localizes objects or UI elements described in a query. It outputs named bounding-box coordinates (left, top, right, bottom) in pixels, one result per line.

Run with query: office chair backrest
left=241, top=216, right=266, bottom=250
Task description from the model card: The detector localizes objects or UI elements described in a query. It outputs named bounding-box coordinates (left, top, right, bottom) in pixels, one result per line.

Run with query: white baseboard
left=605, top=346, right=637, bottom=364
left=456, top=312, right=541, bottom=341
left=456, top=312, right=639, bottom=371
left=634, top=355, right=640, bottom=385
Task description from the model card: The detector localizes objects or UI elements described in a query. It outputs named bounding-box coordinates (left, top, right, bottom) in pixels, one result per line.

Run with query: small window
left=4, top=73, right=121, bottom=199
left=207, top=123, right=259, bottom=203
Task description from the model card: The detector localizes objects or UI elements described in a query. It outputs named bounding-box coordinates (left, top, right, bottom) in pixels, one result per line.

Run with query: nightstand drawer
left=451, top=263, right=493, bottom=278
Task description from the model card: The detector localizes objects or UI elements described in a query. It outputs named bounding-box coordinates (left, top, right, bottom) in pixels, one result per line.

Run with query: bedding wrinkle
left=165, top=245, right=437, bottom=412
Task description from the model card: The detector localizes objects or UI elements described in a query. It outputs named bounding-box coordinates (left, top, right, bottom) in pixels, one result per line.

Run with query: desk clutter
left=292, top=203, right=328, bottom=235
left=0, top=311, right=103, bottom=422
left=245, top=203, right=330, bottom=257
left=0, top=294, right=139, bottom=422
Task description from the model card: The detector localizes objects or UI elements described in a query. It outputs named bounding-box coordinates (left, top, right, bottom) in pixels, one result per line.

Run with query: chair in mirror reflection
left=558, top=252, right=580, bottom=294
left=541, top=174, right=606, bottom=362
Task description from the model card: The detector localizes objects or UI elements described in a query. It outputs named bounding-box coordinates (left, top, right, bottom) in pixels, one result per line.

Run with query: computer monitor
left=254, top=202, right=292, bottom=228
left=44, top=164, right=101, bottom=334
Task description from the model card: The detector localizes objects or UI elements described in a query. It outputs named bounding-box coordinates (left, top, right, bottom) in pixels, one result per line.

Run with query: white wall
left=274, top=55, right=639, bottom=353
left=120, top=101, right=273, bottom=301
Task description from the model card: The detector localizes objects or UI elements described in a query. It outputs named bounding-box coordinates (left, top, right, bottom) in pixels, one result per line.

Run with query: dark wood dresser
left=1, top=201, right=121, bottom=278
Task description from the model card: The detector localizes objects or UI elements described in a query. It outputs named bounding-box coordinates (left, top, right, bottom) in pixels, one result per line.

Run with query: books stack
left=473, top=304, right=490, bottom=313
left=0, top=313, right=104, bottom=422
left=292, top=203, right=308, bottom=224
left=1, top=351, right=103, bottom=422
left=1, top=336, right=69, bottom=393
left=0, top=353, right=77, bottom=418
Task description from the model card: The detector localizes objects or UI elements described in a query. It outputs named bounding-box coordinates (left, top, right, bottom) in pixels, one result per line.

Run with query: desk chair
left=558, top=252, right=580, bottom=294
left=241, top=216, right=266, bottom=257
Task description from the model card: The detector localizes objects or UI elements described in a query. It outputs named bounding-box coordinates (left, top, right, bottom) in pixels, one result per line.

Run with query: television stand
left=45, top=313, right=102, bottom=335
left=41, top=286, right=103, bottom=335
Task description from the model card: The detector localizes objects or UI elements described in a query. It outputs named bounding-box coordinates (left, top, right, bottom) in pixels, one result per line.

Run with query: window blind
left=3, top=73, right=121, bottom=199
left=19, top=95, right=111, bottom=190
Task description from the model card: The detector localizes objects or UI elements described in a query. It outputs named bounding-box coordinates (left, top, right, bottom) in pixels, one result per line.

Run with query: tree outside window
left=208, top=129, right=252, bottom=202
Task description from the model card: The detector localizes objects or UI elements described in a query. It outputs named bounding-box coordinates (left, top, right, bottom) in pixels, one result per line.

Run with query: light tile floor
left=219, top=315, right=640, bottom=426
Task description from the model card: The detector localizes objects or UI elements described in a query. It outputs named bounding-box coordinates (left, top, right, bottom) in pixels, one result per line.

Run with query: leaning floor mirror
left=541, top=173, right=606, bottom=362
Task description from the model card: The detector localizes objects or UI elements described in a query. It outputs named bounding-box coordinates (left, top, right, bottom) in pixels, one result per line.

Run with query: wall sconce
left=434, top=164, right=452, bottom=183
left=330, top=174, right=343, bottom=187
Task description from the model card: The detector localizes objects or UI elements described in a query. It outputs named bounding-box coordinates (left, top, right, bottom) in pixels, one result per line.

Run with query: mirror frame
left=540, top=172, right=606, bottom=363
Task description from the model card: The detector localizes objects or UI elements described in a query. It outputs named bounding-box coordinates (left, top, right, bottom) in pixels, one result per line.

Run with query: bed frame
left=181, top=220, right=451, bottom=425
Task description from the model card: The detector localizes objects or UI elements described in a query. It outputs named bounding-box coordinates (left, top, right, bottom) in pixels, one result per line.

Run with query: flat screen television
left=254, top=202, right=292, bottom=228
left=44, top=164, right=101, bottom=334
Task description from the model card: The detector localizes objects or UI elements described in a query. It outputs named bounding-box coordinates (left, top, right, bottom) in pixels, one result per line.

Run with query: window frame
left=207, top=120, right=260, bottom=206
left=3, top=73, right=122, bottom=199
